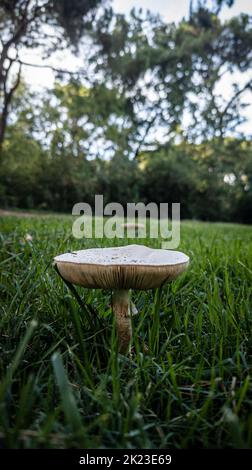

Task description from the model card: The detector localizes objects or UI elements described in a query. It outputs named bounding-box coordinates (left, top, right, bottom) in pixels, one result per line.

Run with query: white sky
left=113, top=0, right=252, bottom=22
left=21, top=0, right=252, bottom=135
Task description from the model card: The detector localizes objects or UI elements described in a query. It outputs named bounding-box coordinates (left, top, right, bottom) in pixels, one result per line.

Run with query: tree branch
left=0, top=63, right=22, bottom=147
left=17, top=59, right=88, bottom=78
left=133, top=114, right=158, bottom=160
left=222, top=80, right=252, bottom=117
left=219, top=78, right=252, bottom=138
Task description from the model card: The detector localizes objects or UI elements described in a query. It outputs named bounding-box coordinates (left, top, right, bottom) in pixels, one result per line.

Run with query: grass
left=0, top=214, right=252, bottom=448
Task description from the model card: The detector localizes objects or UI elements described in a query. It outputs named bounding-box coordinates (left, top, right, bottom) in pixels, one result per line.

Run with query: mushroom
left=120, top=222, right=145, bottom=237
left=54, top=244, right=189, bottom=353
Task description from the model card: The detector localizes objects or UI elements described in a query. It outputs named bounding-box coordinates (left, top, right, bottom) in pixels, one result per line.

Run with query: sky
left=21, top=0, right=252, bottom=135
left=113, top=0, right=252, bottom=22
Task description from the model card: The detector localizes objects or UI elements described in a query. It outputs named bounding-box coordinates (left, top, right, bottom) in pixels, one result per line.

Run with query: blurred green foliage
left=1, top=115, right=252, bottom=223
left=0, top=1, right=252, bottom=223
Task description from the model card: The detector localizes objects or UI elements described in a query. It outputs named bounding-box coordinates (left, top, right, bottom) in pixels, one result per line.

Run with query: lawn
left=0, top=214, right=252, bottom=448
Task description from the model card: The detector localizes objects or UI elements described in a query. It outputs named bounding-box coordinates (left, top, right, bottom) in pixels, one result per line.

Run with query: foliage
left=91, top=5, right=252, bottom=151
left=139, top=139, right=252, bottom=222
left=0, top=1, right=252, bottom=223
left=0, top=0, right=105, bottom=145
left=1, top=119, right=251, bottom=223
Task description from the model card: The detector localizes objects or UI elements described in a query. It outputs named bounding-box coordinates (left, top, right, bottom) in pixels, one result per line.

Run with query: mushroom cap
left=120, top=223, right=145, bottom=230
left=54, top=244, right=189, bottom=290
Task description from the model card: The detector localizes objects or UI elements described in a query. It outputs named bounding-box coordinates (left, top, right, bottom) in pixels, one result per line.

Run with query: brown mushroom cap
left=54, top=244, right=189, bottom=290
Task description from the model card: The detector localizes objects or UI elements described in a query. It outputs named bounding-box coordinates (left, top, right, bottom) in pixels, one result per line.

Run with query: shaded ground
left=0, top=208, right=70, bottom=218
left=0, top=209, right=39, bottom=218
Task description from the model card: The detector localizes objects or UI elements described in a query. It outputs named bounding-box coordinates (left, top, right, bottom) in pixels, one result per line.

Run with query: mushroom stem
left=112, top=289, right=132, bottom=354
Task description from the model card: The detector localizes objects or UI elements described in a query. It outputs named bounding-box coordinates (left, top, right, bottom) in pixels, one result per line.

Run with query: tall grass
left=0, top=215, right=252, bottom=448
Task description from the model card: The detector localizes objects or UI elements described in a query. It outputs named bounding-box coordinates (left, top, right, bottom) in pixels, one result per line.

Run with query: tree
left=189, top=0, right=235, bottom=17
left=0, top=0, right=104, bottom=148
left=28, top=80, right=135, bottom=161
left=89, top=9, right=195, bottom=158
left=185, top=4, right=252, bottom=141
left=91, top=5, right=252, bottom=157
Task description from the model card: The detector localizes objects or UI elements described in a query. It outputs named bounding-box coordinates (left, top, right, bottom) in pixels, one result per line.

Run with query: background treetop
left=0, top=0, right=106, bottom=145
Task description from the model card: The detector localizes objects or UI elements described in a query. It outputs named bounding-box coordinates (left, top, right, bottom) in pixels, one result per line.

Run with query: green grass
left=0, top=214, right=252, bottom=448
